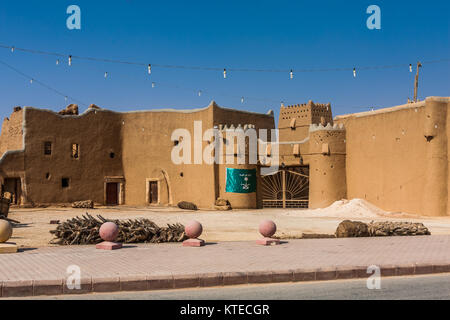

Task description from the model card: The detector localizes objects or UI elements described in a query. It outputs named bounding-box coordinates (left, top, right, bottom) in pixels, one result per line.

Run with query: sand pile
left=285, top=198, right=396, bottom=218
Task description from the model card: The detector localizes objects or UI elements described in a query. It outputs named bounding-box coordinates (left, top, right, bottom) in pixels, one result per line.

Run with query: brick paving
left=0, top=235, right=449, bottom=297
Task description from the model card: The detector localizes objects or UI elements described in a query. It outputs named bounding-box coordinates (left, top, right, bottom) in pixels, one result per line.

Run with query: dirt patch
left=6, top=205, right=450, bottom=249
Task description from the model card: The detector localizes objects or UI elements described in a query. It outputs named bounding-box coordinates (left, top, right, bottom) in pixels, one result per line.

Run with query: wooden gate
left=261, top=167, right=309, bottom=208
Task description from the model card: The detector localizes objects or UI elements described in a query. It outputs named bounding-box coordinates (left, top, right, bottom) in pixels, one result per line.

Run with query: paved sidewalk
left=0, top=235, right=449, bottom=297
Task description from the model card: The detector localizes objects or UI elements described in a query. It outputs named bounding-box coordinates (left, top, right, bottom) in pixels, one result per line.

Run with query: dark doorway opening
left=3, top=178, right=22, bottom=205
left=106, top=182, right=119, bottom=205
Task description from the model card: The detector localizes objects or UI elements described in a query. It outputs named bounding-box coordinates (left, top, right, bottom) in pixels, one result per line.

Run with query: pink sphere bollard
left=183, top=220, right=205, bottom=247
left=96, top=222, right=122, bottom=250
left=256, top=220, right=280, bottom=246
left=259, top=220, right=277, bottom=238
left=99, top=222, right=119, bottom=241
left=185, top=220, right=203, bottom=239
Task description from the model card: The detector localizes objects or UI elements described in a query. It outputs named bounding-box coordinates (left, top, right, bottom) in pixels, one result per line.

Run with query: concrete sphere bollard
left=0, top=220, right=13, bottom=243
left=185, top=220, right=203, bottom=239
left=99, top=222, right=119, bottom=242
left=259, top=220, right=277, bottom=238
left=183, top=220, right=205, bottom=247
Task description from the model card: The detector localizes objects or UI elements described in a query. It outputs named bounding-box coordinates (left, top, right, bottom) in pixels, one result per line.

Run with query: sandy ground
left=6, top=204, right=450, bottom=249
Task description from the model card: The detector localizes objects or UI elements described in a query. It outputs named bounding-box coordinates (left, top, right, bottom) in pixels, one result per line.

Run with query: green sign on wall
left=225, top=168, right=256, bottom=193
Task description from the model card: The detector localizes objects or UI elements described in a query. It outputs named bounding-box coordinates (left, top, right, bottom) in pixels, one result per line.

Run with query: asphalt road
left=22, top=273, right=450, bottom=300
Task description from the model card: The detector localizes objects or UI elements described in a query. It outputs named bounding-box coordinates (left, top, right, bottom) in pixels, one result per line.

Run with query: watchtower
left=278, top=100, right=333, bottom=142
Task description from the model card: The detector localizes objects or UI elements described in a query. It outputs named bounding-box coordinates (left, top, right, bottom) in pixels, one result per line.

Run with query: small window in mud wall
left=44, top=141, right=52, bottom=155
left=61, top=178, right=70, bottom=188
left=71, top=143, right=80, bottom=159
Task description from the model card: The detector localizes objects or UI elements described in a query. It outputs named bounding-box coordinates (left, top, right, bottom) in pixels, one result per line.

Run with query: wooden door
left=106, top=182, right=118, bottom=205
left=149, top=181, right=158, bottom=204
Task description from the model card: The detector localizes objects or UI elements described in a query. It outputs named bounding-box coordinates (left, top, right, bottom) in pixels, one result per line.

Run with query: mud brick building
left=0, top=101, right=274, bottom=209
left=1, top=96, right=449, bottom=216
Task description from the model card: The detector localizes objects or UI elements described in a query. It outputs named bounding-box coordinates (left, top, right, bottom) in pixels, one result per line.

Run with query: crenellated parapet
left=280, top=100, right=331, bottom=110
left=217, top=123, right=256, bottom=131
left=309, top=123, right=344, bottom=132
left=281, top=102, right=308, bottom=110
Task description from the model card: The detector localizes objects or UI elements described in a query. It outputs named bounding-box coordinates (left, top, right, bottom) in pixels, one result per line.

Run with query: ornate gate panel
left=261, top=167, right=309, bottom=208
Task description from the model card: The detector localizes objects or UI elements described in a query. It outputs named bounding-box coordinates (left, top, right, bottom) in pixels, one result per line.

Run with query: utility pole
left=413, top=61, right=422, bottom=102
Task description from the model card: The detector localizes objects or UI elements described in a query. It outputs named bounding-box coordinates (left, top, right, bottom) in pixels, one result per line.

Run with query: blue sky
left=0, top=0, right=448, bottom=123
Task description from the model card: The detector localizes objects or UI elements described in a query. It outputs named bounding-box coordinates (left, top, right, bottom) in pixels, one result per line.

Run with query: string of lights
left=0, top=57, right=296, bottom=109
left=0, top=57, right=423, bottom=114
left=0, top=59, right=87, bottom=106
left=77, top=56, right=383, bottom=110
left=2, top=43, right=447, bottom=113
left=2, top=43, right=449, bottom=77
left=60, top=54, right=293, bottom=106
left=56, top=58, right=429, bottom=111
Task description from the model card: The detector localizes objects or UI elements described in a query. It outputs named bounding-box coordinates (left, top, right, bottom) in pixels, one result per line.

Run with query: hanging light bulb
left=65, top=96, right=68, bottom=102
left=198, top=90, right=202, bottom=97
left=353, top=68, right=356, bottom=78
left=290, top=69, right=293, bottom=79
left=151, top=82, right=155, bottom=88
left=56, top=59, right=59, bottom=65
left=104, top=72, right=108, bottom=79
left=148, top=64, right=151, bottom=75
left=409, top=64, right=412, bottom=72
left=223, top=68, right=227, bottom=79
left=68, top=55, right=72, bottom=66
left=30, top=78, right=33, bottom=84
left=241, top=97, right=244, bottom=103
left=11, top=46, right=15, bottom=53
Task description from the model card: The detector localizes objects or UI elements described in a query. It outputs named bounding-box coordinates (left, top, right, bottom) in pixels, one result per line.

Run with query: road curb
left=1, top=263, right=450, bottom=298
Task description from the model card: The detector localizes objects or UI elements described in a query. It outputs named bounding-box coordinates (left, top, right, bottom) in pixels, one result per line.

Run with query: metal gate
left=261, top=167, right=309, bottom=208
